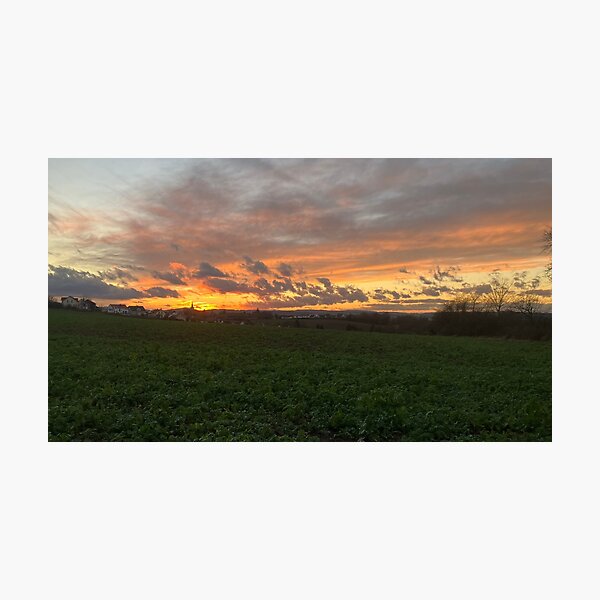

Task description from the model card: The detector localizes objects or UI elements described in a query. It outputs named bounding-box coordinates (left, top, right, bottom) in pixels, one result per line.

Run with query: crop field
left=48, top=309, right=552, bottom=441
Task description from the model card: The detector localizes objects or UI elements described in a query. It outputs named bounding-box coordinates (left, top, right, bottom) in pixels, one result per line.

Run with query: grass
left=48, top=309, right=552, bottom=441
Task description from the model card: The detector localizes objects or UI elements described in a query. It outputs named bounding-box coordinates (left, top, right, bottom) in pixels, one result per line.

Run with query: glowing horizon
left=48, top=158, right=552, bottom=312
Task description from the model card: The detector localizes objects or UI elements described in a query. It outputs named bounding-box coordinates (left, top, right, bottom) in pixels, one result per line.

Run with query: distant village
left=53, top=295, right=238, bottom=321
left=49, top=295, right=329, bottom=323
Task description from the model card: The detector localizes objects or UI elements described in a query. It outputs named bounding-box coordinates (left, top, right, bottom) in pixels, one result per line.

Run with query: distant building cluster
left=55, top=297, right=205, bottom=321
left=100, top=304, right=203, bottom=321
left=102, top=304, right=180, bottom=319
left=60, top=296, right=98, bottom=311
left=103, top=304, right=148, bottom=316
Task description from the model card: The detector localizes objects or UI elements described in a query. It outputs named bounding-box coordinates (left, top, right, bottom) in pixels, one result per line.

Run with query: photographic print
left=48, top=158, right=552, bottom=441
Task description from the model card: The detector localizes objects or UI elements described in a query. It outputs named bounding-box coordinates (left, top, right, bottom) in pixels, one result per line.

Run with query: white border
left=4, top=1, right=598, bottom=598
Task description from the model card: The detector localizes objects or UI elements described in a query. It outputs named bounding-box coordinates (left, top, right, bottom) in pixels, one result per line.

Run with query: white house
left=107, top=304, right=129, bottom=315
left=61, top=296, right=79, bottom=308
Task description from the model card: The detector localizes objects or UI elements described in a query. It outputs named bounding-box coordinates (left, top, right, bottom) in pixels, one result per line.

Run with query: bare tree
left=444, top=290, right=484, bottom=313
left=512, top=291, right=542, bottom=318
left=465, top=291, right=482, bottom=312
left=543, top=228, right=552, bottom=280
left=451, top=293, right=469, bottom=312
left=484, top=273, right=515, bottom=313
left=442, top=298, right=458, bottom=312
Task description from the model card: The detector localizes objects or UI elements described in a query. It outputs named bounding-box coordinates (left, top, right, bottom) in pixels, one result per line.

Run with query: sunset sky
left=48, top=158, right=552, bottom=311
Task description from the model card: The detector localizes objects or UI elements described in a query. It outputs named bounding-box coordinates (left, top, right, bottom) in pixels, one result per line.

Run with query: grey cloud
left=99, top=267, right=137, bottom=282
left=204, top=277, right=253, bottom=294
left=431, top=265, right=462, bottom=283
left=512, top=271, right=543, bottom=291
left=462, top=283, right=493, bottom=294
left=316, top=277, right=333, bottom=289
left=144, top=287, right=180, bottom=298
left=371, top=288, right=403, bottom=302
left=208, top=272, right=372, bottom=308
left=421, top=287, right=441, bottom=297
left=512, top=271, right=528, bottom=288
left=194, top=262, right=230, bottom=279
left=276, top=262, right=295, bottom=277
left=152, top=270, right=187, bottom=285
left=48, top=265, right=146, bottom=299
left=119, top=263, right=147, bottom=272
left=254, top=277, right=297, bottom=294
left=420, top=284, right=454, bottom=297
left=262, top=282, right=369, bottom=308
left=330, top=285, right=369, bottom=303
left=271, top=277, right=296, bottom=293
left=241, top=256, right=270, bottom=275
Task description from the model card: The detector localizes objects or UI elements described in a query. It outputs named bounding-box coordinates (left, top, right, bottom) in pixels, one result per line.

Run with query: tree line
left=441, top=228, right=551, bottom=318
left=441, top=272, right=545, bottom=317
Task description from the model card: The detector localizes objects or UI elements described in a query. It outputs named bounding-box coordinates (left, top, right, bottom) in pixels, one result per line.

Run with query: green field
left=48, top=309, right=552, bottom=441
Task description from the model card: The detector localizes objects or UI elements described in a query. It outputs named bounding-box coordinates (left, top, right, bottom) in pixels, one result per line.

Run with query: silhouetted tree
left=484, top=273, right=515, bottom=313
left=543, top=228, right=552, bottom=280
left=512, top=291, right=542, bottom=318
left=452, top=293, right=469, bottom=312
left=442, top=290, right=483, bottom=313
left=463, top=291, right=483, bottom=312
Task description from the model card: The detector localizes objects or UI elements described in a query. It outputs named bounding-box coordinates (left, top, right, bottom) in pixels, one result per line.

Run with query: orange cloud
left=49, top=158, right=552, bottom=311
